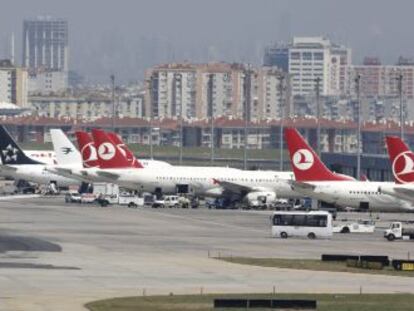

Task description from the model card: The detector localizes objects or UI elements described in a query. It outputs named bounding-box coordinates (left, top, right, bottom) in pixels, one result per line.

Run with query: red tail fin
left=75, top=131, right=99, bottom=168
left=385, top=136, right=414, bottom=184
left=107, top=132, right=143, bottom=168
left=91, top=129, right=130, bottom=169
left=284, top=128, right=354, bottom=182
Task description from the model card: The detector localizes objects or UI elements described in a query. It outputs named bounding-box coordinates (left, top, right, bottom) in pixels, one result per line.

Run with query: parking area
left=0, top=196, right=413, bottom=310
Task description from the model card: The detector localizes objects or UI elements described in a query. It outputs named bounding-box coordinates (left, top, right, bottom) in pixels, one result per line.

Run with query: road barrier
left=214, top=299, right=317, bottom=309
left=360, top=255, right=389, bottom=266
left=392, top=260, right=414, bottom=271
left=321, top=254, right=359, bottom=261
left=322, top=254, right=389, bottom=266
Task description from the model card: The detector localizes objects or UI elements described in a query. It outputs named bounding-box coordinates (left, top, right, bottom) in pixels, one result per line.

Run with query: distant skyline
left=1, top=0, right=414, bottom=83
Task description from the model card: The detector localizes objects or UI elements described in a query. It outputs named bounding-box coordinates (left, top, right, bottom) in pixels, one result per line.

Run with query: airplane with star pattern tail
left=0, top=126, right=42, bottom=165
left=0, top=125, right=80, bottom=187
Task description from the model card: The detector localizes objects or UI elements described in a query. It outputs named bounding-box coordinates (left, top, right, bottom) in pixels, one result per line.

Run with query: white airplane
left=23, top=150, right=56, bottom=165
left=91, top=129, right=299, bottom=205
left=0, top=126, right=80, bottom=187
left=51, top=130, right=172, bottom=184
left=285, top=128, right=414, bottom=212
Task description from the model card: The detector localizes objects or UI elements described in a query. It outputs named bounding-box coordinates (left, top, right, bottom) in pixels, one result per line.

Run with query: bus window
left=306, top=215, right=327, bottom=227
left=292, top=215, right=306, bottom=226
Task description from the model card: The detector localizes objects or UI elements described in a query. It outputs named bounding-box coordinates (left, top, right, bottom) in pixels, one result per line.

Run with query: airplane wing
left=213, top=179, right=254, bottom=195
left=51, top=167, right=73, bottom=175
left=380, top=186, right=414, bottom=204
left=287, top=180, right=316, bottom=192
left=0, top=165, right=18, bottom=172
left=96, top=170, right=120, bottom=181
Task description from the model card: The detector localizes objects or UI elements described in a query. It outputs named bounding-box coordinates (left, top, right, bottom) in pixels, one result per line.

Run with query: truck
left=333, top=219, right=376, bottom=234
left=150, top=195, right=191, bottom=208
left=93, top=183, right=119, bottom=197
left=384, top=222, right=414, bottom=241
left=96, top=193, right=144, bottom=207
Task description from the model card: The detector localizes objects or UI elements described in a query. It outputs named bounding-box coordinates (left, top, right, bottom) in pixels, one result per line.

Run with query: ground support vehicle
left=384, top=222, right=414, bottom=241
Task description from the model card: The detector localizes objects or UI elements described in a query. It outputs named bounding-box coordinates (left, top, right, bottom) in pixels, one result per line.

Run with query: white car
left=65, top=191, right=82, bottom=203
left=333, top=219, right=376, bottom=234
left=163, top=195, right=190, bottom=208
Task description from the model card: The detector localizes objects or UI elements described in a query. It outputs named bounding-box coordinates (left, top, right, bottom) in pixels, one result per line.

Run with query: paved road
left=0, top=197, right=413, bottom=310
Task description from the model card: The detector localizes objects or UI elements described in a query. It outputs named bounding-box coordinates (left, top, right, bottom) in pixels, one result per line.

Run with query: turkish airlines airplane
left=91, top=129, right=299, bottom=205
left=285, top=128, right=414, bottom=212
left=0, top=126, right=80, bottom=187
left=378, top=136, right=414, bottom=202
left=51, top=130, right=173, bottom=184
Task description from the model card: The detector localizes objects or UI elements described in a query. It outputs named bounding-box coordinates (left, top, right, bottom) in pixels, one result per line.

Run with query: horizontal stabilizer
left=0, top=165, right=18, bottom=172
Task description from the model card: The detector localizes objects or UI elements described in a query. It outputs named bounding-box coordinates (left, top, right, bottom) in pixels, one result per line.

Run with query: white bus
left=271, top=211, right=333, bottom=239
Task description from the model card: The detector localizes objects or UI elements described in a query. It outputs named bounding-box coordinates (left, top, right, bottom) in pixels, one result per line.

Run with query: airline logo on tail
left=107, top=132, right=143, bottom=169
left=292, top=149, right=314, bottom=170
left=80, top=142, right=98, bottom=167
left=285, top=127, right=354, bottom=182
left=392, top=151, right=414, bottom=184
left=61, top=147, right=74, bottom=155
left=116, top=144, right=127, bottom=157
left=2, top=144, right=19, bottom=163
left=97, top=142, right=116, bottom=161
left=385, top=136, right=414, bottom=184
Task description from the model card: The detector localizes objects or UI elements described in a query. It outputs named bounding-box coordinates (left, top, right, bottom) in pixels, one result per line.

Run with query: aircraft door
left=176, top=184, right=189, bottom=194
left=359, top=202, right=369, bottom=211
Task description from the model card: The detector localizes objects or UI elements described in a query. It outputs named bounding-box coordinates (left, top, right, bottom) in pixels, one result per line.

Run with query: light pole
left=314, top=77, right=321, bottom=156
left=355, top=74, right=361, bottom=180
left=243, top=67, right=252, bottom=170
left=110, top=74, right=115, bottom=131
left=147, top=75, right=154, bottom=159
left=207, top=74, right=215, bottom=163
left=277, top=73, right=285, bottom=171
left=174, top=73, right=184, bottom=165
left=397, top=73, right=404, bottom=140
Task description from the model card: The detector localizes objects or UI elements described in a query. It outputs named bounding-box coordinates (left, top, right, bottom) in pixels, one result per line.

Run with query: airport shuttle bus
left=271, top=211, right=333, bottom=239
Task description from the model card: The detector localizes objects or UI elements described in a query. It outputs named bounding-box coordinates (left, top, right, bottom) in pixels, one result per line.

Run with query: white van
left=271, top=211, right=333, bottom=239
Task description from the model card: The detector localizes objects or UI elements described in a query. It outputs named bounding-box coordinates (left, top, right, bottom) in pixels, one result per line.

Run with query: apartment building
left=264, top=37, right=352, bottom=96
left=23, top=17, right=69, bottom=93
left=145, top=62, right=290, bottom=121
left=350, top=57, right=414, bottom=99
left=0, top=59, right=28, bottom=107
left=29, top=70, right=68, bottom=94
left=29, top=95, right=144, bottom=120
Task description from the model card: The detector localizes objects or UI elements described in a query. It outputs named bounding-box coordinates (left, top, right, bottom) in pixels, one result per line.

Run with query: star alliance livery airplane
left=0, top=125, right=80, bottom=187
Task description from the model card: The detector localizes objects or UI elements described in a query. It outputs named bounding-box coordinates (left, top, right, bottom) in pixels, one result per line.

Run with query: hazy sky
left=1, top=0, right=413, bottom=83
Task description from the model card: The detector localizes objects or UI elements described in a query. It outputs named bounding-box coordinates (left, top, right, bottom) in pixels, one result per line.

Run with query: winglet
left=385, top=136, right=414, bottom=184
left=284, top=128, right=354, bottom=181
